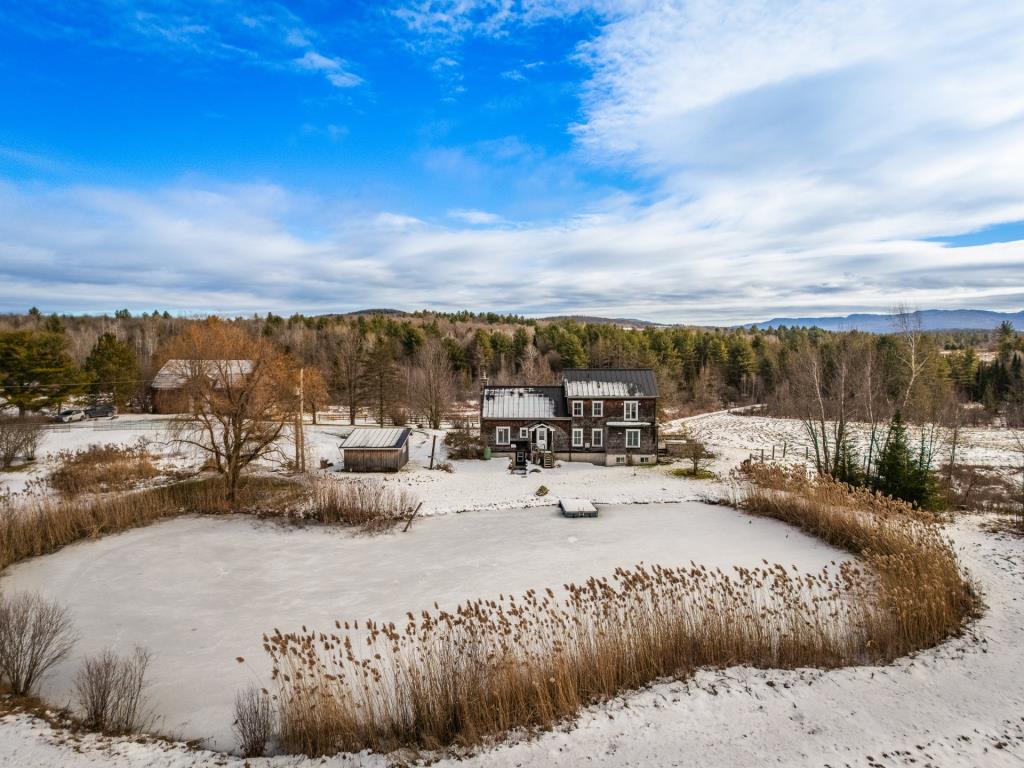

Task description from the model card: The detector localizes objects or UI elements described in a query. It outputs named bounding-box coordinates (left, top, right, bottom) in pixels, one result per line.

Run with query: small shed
left=339, top=427, right=411, bottom=472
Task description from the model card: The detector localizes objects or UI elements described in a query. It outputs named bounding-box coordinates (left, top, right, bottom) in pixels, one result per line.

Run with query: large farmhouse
left=480, top=368, right=658, bottom=466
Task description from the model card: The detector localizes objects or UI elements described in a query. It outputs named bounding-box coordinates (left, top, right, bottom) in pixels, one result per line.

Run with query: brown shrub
left=233, top=683, right=275, bottom=757
left=0, top=417, right=45, bottom=469
left=48, top=440, right=161, bottom=496
left=74, top=646, right=152, bottom=734
left=0, top=592, right=77, bottom=696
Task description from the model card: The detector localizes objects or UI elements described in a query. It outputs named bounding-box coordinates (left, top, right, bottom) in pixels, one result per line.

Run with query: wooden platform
left=559, top=498, right=598, bottom=518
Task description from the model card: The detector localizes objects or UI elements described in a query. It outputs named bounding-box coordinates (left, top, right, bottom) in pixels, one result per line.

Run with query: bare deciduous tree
left=327, top=326, right=363, bottom=425
left=0, top=591, right=77, bottom=695
left=164, top=321, right=299, bottom=503
left=410, top=337, right=456, bottom=429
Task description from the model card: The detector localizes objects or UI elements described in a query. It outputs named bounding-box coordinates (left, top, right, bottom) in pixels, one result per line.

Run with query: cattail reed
left=265, top=467, right=979, bottom=757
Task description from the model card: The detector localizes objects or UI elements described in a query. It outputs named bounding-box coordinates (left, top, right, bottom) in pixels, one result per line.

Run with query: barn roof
left=339, top=427, right=411, bottom=450
left=562, top=368, right=658, bottom=398
left=482, top=386, right=568, bottom=419
left=151, top=359, right=253, bottom=390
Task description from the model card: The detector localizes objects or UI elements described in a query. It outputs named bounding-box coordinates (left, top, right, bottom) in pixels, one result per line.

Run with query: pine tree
left=872, top=411, right=935, bottom=508
left=84, top=332, right=140, bottom=407
left=0, top=331, right=86, bottom=414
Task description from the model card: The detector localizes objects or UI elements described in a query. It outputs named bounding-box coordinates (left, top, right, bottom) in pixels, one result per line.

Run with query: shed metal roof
left=562, top=368, right=657, bottom=398
left=151, top=359, right=253, bottom=390
left=339, top=427, right=411, bottom=450
left=482, top=386, right=568, bottom=419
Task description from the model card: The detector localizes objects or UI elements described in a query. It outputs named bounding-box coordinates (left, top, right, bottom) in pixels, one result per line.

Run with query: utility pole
left=296, top=367, right=306, bottom=473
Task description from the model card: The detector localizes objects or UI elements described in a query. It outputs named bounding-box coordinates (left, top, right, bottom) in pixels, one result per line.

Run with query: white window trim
left=624, top=401, right=639, bottom=421
left=625, top=428, right=641, bottom=449
left=591, top=428, right=603, bottom=448
left=519, top=426, right=529, bottom=439
left=572, top=400, right=584, bottom=417
left=592, top=400, right=603, bottom=417
left=572, top=427, right=584, bottom=447
left=496, top=426, right=511, bottom=445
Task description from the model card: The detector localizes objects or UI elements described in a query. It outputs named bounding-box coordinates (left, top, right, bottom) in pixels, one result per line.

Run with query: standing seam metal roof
left=562, top=368, right=658, bottom=398
left=339, top=427, right=411, bottom=449
left=481, top=386, right=568, bottom=419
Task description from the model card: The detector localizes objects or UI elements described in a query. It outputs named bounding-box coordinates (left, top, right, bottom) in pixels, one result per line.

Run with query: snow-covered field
left=1, top=503, right=848, bottom=751
left=1, top=412, right=1023, bottom=766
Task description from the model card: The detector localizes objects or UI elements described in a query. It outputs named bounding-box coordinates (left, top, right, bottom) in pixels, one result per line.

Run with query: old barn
left=339, top=427, right=412, bottom=472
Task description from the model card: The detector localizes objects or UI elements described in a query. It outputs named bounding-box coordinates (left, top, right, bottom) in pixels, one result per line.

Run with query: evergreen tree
left=872, top=411, right=935, bottom=508
left=84, top=332, right=140, bottom=407
left=0, top=331, right=86, bottom=414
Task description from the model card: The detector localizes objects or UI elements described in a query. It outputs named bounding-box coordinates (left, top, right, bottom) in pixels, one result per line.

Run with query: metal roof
left=339, top=427, right=411, bottom=450
left=562, top=368, right=658, bottom=398
left=482, top=386, right=568, bottom=419
left=151, top=359, right=253, bottom=390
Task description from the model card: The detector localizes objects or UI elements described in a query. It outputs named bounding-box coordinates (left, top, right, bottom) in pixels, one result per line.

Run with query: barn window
left=496, top=427, right=511, bottom=445
left=626, top=429, right=641, bottom=449
left=572, top=428, right=584, bottom=447
left=624, top=401, right=639, bottom=421
left=572, top=401, right=584, bottom=417
left=592, top=428, right=603, bottom=448
left=592, top=400, right=603, bottom=417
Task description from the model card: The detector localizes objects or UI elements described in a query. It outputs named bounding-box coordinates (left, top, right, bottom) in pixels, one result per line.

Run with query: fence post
left=771, top=445, right=776, bottom=460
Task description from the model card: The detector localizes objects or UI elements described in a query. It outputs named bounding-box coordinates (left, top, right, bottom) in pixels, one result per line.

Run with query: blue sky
left=1, top=0, right=1023, bottom=323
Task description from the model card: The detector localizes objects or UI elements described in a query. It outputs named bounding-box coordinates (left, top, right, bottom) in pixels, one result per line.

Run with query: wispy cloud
left=447, top=208, right=506, bottom=225
left=293, top=51, right=362, bottom=87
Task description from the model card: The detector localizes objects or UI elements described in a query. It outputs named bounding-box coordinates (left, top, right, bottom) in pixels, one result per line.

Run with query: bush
left=48, top=440, right=161, bottom=496
left=74, top=646, right=151, bottom=734
left=311, top=479, right=418, bottom=532
left=443, top=425, right=484, bottom=460
left=0, top=417, right=45, bottom=469
left=0, top=591, right=77, bottom=695
left=233, top=683, right=275, bottom=757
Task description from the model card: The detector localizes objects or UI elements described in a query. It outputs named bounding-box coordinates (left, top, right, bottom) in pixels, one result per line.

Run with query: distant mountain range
left=747, top=309, right=1024, bottom=332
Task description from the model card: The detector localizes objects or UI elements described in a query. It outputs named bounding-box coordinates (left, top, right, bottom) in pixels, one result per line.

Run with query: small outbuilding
left=339, top=427, right=411, bottom=472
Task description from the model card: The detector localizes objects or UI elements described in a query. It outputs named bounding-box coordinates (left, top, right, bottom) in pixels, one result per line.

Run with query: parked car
left=86, top=404, right=118, bottom=419
left=56, top=408, right=86, bottom=423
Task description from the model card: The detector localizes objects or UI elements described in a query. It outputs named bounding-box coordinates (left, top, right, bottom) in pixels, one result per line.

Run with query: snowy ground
left=1, top=515, right=1021, bottom=767
left=0, top=502, right=848, bottom=751
left=2, top=412, right=1024, bottom=766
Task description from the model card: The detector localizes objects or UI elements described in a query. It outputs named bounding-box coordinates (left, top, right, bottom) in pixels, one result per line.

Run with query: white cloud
left=447, top=208, right=506, bottom=225
left=294, top=51, right=362, bottom=87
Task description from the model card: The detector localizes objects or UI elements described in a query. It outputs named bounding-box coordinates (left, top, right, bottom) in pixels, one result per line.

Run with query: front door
left=535, top=426, right=547, bottom=450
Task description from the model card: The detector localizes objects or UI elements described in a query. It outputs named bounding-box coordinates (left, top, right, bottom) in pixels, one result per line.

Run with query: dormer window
left=624, top=401, right=639, bottom=421
left=572, top=401, right=584, bottom=417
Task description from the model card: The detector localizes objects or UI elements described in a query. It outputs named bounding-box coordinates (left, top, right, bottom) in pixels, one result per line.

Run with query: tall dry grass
left=0, top=476, right=301, bottom=571
left=265, top=467, right=979, bottom=756
left=48, top=441, right=161, bottom=496
left=310, top=479, right=417, bottom=532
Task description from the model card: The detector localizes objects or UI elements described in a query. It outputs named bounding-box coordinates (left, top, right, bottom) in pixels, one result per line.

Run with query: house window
left=592, top=400, right=603, bottom=417
left=626, top=429, right=641, bottom=449
left=572, top=428, right=584, bottom=447
left=572, top=400, right=584, bottom=417
left=496, top=427, right=511, bottom=445
left=592, top=428, right=603, bottom=448
left=624, top=401, right=639, bottom=421
left=615, top=456, right=626, bottom=464
left=519, top=426, right=529, bottom=439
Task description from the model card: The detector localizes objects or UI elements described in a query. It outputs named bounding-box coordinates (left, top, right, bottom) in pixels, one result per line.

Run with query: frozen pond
left=1, top=502, right=852, bottom=752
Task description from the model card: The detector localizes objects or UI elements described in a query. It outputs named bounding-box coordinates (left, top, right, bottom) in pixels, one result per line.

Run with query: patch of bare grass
left=48, top=441, right=162, bottom=496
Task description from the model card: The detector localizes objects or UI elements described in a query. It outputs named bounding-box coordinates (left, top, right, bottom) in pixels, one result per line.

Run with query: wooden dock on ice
left=559, top=498, right=598, bottom=518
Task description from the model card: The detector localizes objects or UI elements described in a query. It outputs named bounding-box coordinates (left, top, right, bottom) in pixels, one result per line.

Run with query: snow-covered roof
left=151, top=359, right=253, bottom=390
left=482, top=386, right=567, bottom=419
left=563, top=369, right=657, bottom=398
left=339, top=427, right=411, bottom=450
